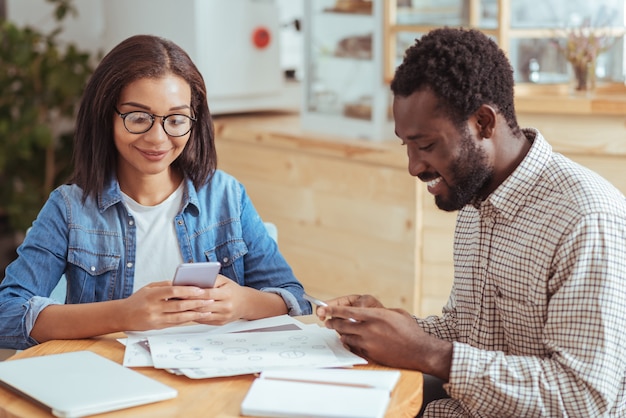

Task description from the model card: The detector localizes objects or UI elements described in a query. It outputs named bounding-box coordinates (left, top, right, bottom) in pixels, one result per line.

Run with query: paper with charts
left=149, top=328, right=340, bottom=369
left=124, top=315, right=367, bottom=379
left=123, top=315, right=306, bottom=368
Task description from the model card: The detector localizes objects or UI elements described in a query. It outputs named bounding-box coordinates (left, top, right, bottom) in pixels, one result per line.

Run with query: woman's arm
left=29, top=281, right=214, bottom=342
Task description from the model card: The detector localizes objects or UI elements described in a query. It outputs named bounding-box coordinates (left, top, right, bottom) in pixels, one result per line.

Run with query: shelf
left=323, top=8, right=373, bottom=15
left=383, top=0, right=626, bottom=89
left=304, top=0, right=390, bottom=141
left=515, top=83, right=626, bottom=116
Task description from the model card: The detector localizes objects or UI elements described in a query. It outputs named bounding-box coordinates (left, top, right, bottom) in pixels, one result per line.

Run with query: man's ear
left=475, top=105, right=496, bottom=138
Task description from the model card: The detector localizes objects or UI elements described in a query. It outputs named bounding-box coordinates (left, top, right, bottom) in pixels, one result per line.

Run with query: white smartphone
left=172, top=262, right=221, bottom=288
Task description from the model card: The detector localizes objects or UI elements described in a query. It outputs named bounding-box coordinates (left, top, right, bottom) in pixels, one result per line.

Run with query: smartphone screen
left=173, top=262, right=221, bottom=288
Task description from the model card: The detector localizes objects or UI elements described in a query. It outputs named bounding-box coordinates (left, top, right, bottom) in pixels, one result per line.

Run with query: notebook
left=241, top=368, right=400, bottom=418
left=0, top=350, right=177, bottom=417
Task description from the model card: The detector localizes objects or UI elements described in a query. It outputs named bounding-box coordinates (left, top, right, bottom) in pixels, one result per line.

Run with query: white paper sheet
left=122, top=315, right=306, bottom=367
left=173, top=325, right=367, bottom=379
left=148, top=328, right=338, bottom=369
left=122, top=315, right=367, bottom=378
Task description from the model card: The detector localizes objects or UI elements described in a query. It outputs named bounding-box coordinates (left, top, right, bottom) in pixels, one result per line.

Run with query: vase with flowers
left=555, top=19, right=622, bottom=95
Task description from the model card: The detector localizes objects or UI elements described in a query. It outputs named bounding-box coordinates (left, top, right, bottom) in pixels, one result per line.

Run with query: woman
left=0, top=35, right=310, bottom=350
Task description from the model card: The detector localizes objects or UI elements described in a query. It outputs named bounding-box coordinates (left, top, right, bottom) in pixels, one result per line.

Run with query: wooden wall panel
left=215, top=117, right=420, bottom=312
left=213, top=112, right=626, bottom=319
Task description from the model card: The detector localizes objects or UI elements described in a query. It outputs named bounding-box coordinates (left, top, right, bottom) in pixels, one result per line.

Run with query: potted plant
left=555, top=18, right=624, bottom=94
left=0, top=0, right=93, bottom=272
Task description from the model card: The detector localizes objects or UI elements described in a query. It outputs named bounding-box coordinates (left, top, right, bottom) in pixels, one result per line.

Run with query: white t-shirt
left=121, top=183, right=184, bottom=292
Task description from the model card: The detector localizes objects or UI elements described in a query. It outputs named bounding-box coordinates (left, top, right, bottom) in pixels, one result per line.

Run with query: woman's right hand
left=120, top=281, right=213, bottom=330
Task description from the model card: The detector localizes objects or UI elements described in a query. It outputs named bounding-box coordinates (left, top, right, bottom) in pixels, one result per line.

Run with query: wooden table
left=0, top=322, right=422, bottom=417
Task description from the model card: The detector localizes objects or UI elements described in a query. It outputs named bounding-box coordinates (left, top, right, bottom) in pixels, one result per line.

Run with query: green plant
left=0, top=0, right=93, bottom=233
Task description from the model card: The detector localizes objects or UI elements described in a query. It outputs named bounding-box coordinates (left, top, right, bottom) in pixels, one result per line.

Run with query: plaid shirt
left=418, top=129, right=626, bottom=417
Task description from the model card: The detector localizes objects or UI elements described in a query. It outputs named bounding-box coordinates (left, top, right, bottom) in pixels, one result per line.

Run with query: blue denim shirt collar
left=98, top=175, right=201, bottom=216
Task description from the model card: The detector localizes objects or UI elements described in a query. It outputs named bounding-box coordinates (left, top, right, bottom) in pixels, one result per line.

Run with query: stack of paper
left=121, top=315, right=367, bottom=379
left=241, top=368, right=400, bottom=418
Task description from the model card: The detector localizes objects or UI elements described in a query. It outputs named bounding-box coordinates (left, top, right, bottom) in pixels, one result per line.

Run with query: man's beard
left=435, top=130, right=493, bottom=212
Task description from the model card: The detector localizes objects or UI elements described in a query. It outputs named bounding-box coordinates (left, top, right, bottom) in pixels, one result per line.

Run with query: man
left=316, top=28, right=626, bottom=417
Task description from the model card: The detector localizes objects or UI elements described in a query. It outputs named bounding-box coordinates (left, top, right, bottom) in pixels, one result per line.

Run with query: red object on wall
left=252, top=27, right=271, bottom=49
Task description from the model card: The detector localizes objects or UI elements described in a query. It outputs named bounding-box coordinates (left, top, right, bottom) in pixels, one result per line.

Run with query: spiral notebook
left=241, top=368, right=400, bottom=418
left=0, top=350, right=177, bottom=417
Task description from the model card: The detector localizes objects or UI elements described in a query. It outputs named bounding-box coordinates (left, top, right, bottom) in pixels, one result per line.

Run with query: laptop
left=0, top=350, right=177, bottom=417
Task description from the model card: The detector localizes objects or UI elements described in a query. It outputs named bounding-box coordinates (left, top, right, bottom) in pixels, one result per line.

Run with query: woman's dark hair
left=70, top=34, right=216, bottom=199
left=390, top=27, right=520, bottom=136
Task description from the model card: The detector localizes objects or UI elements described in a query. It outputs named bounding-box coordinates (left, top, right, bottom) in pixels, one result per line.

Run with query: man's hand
left=322, top=302, right=453, bottom=381
left=314, top=294, right=384, bottom=321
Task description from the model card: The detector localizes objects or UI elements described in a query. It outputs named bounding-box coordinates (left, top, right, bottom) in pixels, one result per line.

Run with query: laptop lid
left=0, top=350, right=177, bottom=417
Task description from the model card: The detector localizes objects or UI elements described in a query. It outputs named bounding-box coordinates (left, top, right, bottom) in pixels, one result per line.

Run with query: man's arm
left=446, top=215, right=626, bottom=416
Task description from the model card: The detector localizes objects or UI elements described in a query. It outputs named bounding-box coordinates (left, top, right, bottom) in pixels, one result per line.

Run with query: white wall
left=7, top=0, right=304, bottom=113
left=6, top=0, right=104, bottom=54
left=6, top=0, right=303, bottom=77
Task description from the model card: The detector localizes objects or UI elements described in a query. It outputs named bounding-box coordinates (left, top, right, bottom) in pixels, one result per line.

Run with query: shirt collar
left=479, top=128, right=552, bottom=221
left=98, top=176, right=200, bottom=214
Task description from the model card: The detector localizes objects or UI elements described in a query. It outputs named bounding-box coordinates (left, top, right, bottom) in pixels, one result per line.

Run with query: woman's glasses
left=115, top=108, right=195, bottom=137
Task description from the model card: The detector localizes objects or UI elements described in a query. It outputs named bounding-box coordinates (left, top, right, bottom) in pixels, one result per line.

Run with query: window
left=384, top=0, right=626, bottom=92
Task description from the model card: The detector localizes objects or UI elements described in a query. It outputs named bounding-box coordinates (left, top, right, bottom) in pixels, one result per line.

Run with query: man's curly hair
left=390, top=27, right=521, bottom=136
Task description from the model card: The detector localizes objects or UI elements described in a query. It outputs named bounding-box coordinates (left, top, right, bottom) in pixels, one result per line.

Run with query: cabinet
left=302, top=0, right=394, bottom=141
left=384, top=0, right=626, bottom=91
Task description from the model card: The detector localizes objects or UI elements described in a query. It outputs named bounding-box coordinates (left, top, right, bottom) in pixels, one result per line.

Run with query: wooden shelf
left=383, top=0, right=626, bottom=109
left=515, top=90, right=626, bottom=116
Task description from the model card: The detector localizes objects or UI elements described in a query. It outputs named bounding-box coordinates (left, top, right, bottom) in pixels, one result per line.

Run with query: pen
left=303, top=292, right=328, bottom=307
left=304, top=293, right=358, bottom=323
left=263, top=376, right=376, bottom=389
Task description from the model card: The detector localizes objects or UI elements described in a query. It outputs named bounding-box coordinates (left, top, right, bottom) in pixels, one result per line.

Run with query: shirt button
left=129, top=220, right=134, bottom=226
left=177, top=220, right=183, bottom=225
left=222, top=257, right=229, bottom=264
left=126, top=262, right=133, bottom=268
left=90, top=266, right=96, bottom=272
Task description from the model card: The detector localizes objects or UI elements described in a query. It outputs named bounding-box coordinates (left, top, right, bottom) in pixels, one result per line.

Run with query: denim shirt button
left=126, top=262, right=133, bottom=268
left=128, top=220, right=134, bottom=226
left=222, top=257, right=229, bottom=264
left=177, top=220, right=183, bottom=226
left=90, top=266, right=96, bottom=272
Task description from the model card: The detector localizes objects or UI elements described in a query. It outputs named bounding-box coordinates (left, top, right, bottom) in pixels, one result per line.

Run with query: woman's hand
left=119, top=281, right=213, bottom=330
left=182, top=275, right=288, bottom=325
left=122, top=275, right=289, bottom=330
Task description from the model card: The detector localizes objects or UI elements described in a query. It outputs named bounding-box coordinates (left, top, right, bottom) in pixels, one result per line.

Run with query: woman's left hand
left=187, top=274, right=247, bottom=324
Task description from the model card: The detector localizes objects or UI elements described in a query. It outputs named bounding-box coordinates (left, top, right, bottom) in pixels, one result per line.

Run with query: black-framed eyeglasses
left=115, top=108, right=195, bottom=137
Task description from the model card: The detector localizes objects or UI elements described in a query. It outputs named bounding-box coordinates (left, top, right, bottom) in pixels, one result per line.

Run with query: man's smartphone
left=172, top=262, right=221, bottom=288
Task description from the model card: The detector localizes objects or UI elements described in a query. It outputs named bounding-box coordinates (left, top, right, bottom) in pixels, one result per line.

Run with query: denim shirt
left=0, top=170, right=310, bottom=349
